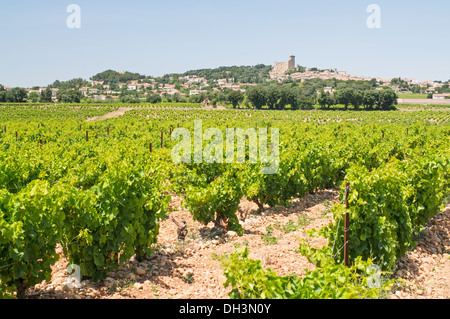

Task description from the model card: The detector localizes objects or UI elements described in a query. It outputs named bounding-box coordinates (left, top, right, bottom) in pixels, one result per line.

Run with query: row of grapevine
left=0, top=159, right=170, bottom=297
left=325, top=156, right=449, bottom=270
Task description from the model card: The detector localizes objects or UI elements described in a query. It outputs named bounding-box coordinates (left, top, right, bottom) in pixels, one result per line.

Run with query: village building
left=433, top=93, right=450, bottom=100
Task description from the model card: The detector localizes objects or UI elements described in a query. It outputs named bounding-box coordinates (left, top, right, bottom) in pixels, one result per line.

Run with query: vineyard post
left=40, top=138, right=43, bottom=149
left=16, top=131, right=18, bottom=141
left=150, top=142, right=153, bottom=153
left=107, top=127, right=110, bottom=136
left=86, top=131, right=89, bottom=142
left=161, top=131, right=164, bottom=148
left=344, top=182, right=350, bottom=267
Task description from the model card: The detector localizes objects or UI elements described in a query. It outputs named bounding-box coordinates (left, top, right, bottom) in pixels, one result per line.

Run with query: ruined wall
left=273, top=62, right=290, bottom=74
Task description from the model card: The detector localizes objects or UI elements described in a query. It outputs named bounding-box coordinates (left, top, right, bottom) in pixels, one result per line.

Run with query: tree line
left=245, top=83, right=398, bottom=110
left=318, top=88, right=398, bottom=110
left=0, top=86, right=27, bottom=103
left=0, top=85, right=83, bottom=104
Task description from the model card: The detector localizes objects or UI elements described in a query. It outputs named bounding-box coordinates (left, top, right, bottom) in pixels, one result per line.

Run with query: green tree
left=170, top=93, right=186, bottom=103
left=40, top=88, right=53, bottom=103
left=228, top=90, right=244, bottom=108
left=297, top=95, right=315, bottom=109
left=279, top=87, right=299, bottom=110
left=11, top=88, right=28, bottom=103
left=362, top=90, right=379, bottom=109
left=0, top=91, right=7, bottom=102
left=28, top=92, right=39, bottom=103
left=335, top=88, right=354, bottom=109
left=246, top=87, right=267, bottom=109
left=369, top=78, right=378, bottom=88
left=350, top=90, right=363, bottom=109
left=56, top=89, right=82, bottom=103
left=318, top=92, right=335, bottom=109
left=265, top=86, right=281, bottom=109
left=377, top=89, right=398, bottom=110
left=411, top=86, right=425, bottom=94
left=146, top=94, right=162, bottom=103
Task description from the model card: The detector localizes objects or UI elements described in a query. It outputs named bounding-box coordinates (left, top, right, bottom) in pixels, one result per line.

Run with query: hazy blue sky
left=1, top=0, right=449, bottom=87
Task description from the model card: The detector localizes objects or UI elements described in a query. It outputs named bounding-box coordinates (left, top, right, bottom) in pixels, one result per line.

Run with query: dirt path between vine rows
left=86, top=107, right=135, bottom=122
left=26, top=191, right=450, bottom=300
left=86, top=105, right=228, bottom=122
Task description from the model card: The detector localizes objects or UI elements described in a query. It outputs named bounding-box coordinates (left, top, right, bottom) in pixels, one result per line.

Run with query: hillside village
left=1, top=74, right=259, bottom=103
left=1, top=57, right=449, bottom=103
left=269, top=56, right=449, bottom=99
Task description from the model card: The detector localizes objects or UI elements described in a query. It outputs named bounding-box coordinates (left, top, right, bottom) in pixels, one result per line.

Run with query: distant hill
left=90, top=70, right=145, bottom=84
left=179, top=64, right=272, bottom=83
left=49, top=64, right=273, bottom=88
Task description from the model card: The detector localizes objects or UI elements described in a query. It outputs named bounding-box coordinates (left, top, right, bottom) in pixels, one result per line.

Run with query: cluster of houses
left=174, top=76, right=256, bottom=96
left=270, top=64, right=448, bottom=99
left=268, top=57, right=449, bottom=99
left=86, top=76, right=253, bottom=100
left=389, top=77, right=449, bottom=96
left=80, top=80, right=154, bottom=100
left=20, top=75, right=257, bottom=101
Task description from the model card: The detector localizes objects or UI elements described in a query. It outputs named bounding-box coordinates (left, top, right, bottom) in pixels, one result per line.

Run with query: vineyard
left=0, top=103, right=449, bottom=299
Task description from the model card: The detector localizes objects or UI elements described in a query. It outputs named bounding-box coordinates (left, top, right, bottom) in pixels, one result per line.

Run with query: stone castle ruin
left=269, top=56, right=296, bottom=79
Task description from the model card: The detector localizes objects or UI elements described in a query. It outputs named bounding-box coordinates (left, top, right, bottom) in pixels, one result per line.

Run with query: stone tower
left=288, top=56, right=296, bottom=71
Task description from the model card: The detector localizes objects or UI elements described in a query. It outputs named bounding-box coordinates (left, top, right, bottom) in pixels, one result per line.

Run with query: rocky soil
left=390, top=207, right=450, bottom=299
left=25, top=190, right=450, bottom=300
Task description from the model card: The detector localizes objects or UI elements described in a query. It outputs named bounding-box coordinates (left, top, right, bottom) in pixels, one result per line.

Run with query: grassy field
left=397, top=93, right=429, bottom=99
